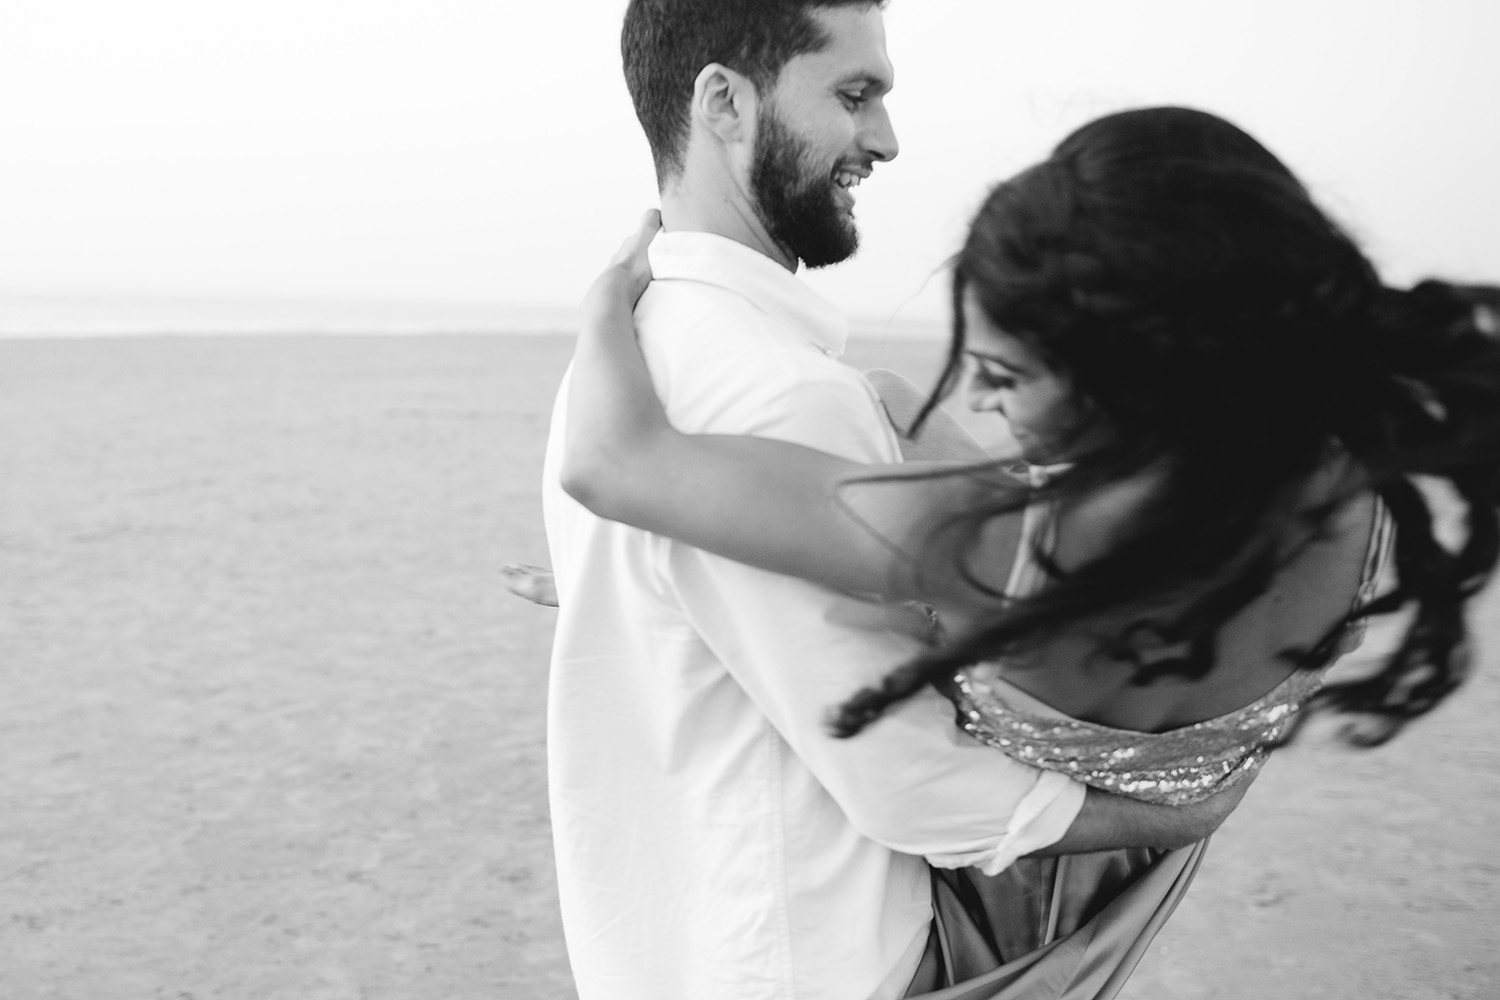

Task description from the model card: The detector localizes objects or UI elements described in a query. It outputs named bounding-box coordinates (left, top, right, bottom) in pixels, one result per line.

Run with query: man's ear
left=692, top=62, right=757, bottom=145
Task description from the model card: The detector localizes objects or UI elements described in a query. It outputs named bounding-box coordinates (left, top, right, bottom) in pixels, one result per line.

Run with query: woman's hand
left=563, top=210, right=671, bottom=512
left=583, top=208, right=661, bottom=321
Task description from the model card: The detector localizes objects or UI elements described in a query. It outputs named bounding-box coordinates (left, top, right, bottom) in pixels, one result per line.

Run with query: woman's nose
left=965, top=383, right=1004, bottom=415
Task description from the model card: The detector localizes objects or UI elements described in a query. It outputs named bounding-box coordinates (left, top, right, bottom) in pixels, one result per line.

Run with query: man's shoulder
left=629, top=275, right=895, bottom=457
left=636, top=278, right=765, bottom=345
left=637, top=282, right=861, bottom=388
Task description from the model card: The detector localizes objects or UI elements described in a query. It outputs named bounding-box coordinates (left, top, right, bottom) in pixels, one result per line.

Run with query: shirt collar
left=647, top=230, right=850, bottom=358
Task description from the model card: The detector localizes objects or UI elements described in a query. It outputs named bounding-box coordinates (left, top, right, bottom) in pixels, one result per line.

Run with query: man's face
left=749, top=5, right=898, bottom=269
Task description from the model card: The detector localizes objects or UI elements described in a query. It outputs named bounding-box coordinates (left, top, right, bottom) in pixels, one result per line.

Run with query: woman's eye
left=970, top=366, right=1015, bottom=390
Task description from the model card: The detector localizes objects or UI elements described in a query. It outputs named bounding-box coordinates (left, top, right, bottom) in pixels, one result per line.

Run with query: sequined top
left=953, top=493, right=1393, bottom=806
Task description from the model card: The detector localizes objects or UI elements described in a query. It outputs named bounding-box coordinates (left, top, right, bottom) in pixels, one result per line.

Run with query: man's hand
left=1033, top=768, right=1257, bottom=857
left=501, top=563, right=559, bottom=608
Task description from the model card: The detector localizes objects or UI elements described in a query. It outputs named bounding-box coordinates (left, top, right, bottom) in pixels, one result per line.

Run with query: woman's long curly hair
left=831, top=107, right=1500, bottom=745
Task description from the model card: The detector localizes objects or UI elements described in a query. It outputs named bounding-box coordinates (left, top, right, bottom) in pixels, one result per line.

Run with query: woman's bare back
left=986, top=479, right=1381, bottom=733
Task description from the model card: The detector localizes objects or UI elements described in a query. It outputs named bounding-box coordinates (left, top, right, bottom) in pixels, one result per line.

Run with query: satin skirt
left=904, top=840, right=1209, bottom=1000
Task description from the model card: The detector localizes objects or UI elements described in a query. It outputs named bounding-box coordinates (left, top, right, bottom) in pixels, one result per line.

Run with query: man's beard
left=749, top=109, right=858, bottom=269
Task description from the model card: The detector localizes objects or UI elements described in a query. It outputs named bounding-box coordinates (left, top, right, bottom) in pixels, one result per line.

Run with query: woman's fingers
left=634, top=207, right=662, bottom=246
left=600, top=208, right=661, bottom=306
left=583, top=208, right=662, bottom=317
left=610, top=208, right=662, bottom=268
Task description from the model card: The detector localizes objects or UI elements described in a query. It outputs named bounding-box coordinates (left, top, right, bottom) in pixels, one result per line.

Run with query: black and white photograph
left=3, top=2, right=1498, bottom=998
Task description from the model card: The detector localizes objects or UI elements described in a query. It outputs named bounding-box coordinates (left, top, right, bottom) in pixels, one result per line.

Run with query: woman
left=560, top=107, right=1500, bottom=997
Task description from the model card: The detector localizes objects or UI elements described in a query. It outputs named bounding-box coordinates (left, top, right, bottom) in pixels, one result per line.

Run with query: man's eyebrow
left=965, top=347, right=1032, bottom=377
left=836, top=72, right=892, bottom=95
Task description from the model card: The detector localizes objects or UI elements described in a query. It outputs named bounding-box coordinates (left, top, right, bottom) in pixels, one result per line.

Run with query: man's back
left=542, top=232, right=933, bottom=1000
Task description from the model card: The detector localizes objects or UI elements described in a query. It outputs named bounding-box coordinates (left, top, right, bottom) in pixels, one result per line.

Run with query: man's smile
left=833, top=166, right=868, bottom=210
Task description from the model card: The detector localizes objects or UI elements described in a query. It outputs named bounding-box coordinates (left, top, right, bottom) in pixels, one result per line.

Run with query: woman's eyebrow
left=964, top=347, right=1033, bottom=377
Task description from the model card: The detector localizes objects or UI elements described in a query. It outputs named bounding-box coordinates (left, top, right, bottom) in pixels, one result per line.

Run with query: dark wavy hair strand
left=831, top=107, right=1500, bottom=746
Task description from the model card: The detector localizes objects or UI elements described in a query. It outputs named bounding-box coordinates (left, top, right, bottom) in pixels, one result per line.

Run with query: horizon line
left=0, top=294, right=948, bottom=340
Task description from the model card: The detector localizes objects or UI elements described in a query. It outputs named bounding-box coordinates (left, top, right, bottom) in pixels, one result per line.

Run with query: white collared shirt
left=541, top=231, right=1085, bottom=1000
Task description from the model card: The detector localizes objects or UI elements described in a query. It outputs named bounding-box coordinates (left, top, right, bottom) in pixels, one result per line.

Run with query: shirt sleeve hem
left=922, top=772, right=1087, bottom=875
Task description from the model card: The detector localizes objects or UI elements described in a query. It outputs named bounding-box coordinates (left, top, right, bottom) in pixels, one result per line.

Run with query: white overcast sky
left=1, top=0, right=1496, bottom=333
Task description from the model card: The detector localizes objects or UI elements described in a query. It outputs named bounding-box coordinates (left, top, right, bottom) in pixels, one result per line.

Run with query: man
left=540, top=3, right=1237, bottom=998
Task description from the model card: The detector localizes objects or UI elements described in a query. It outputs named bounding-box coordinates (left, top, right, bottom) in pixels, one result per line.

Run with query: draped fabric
left=905, top=842, right=1207, bottom=999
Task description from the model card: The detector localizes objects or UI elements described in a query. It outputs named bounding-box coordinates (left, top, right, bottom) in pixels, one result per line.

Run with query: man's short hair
left=622, top=0, right=885, bottom=185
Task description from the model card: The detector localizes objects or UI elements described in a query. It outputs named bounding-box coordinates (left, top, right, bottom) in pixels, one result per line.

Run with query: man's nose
left=863, top=105, right=899, bottom=163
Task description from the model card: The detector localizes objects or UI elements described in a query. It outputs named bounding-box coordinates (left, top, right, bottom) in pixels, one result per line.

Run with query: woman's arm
left=865, top=368, right=995, bottom=464
left=561, top=213, right=1024, bottom=613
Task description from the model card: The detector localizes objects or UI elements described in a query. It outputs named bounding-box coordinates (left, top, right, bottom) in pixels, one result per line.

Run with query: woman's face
left=960, top=289, right=1090, bottom=464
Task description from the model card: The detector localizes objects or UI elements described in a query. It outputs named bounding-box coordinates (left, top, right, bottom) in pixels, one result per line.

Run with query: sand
left=2, top=333, right=1496, bottom=1000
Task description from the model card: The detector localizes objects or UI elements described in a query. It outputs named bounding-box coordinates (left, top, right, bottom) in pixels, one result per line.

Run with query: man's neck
left=659, top=183, right=797, bottom=273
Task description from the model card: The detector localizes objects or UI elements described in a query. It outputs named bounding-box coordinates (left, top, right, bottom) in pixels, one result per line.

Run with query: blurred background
left=2, top=0, right=1497, bottom=336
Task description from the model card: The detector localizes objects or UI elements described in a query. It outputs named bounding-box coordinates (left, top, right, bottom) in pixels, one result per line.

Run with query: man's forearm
left=1032, top=775, right=1255, bottom=856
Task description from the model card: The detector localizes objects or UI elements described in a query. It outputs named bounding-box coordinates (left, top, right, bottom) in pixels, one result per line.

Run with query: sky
left=1, top=0, right=1497, bottom=334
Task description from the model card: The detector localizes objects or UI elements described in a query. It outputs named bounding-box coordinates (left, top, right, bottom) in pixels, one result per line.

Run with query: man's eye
left=839, top=91, right=866, bottom=109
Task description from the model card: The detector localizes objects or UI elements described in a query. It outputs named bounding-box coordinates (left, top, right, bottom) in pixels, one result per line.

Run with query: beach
left=3, top=332, right=1497, bottom=1000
